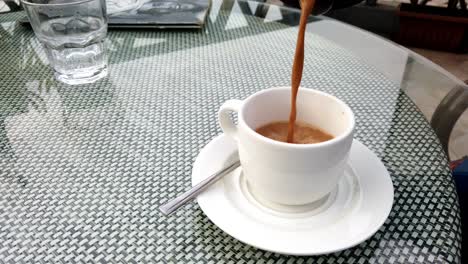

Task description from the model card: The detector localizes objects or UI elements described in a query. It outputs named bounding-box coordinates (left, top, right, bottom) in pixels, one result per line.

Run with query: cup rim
left=21, top=0, right=96, bottom=7
left=240, top=87, right=355, bottom=149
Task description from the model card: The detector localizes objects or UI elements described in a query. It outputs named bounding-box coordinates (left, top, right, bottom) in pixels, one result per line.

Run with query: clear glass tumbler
left=22, top=0, right=108, bottom=85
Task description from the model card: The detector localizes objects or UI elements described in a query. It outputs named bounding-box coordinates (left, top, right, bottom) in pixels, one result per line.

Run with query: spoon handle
left=159, top=160, right=241, bottom=215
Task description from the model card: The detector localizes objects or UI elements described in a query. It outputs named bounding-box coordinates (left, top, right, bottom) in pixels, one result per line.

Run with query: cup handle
left=218, top=99, right=242, bottom=140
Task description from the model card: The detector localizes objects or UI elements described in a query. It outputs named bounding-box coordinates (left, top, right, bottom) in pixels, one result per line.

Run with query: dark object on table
left=108, top=0, right=211, bottom=29
left=396, top=3, right=468, bottom=53
left=19, top=0, right=211, bottom=29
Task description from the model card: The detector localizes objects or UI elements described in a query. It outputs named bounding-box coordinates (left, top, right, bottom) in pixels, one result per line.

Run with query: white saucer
left=193, top=134, right=394, bottom=256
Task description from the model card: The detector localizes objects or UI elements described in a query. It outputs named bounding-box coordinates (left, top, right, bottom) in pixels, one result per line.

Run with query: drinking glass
left=22, top=0, right=108, bottom=85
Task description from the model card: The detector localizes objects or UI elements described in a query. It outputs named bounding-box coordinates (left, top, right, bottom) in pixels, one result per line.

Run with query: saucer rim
left=193, top=134, right=394, bottom=256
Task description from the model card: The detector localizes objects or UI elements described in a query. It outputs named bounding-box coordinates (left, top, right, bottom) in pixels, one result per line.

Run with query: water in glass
left=23, top=0, right=108, bottom=85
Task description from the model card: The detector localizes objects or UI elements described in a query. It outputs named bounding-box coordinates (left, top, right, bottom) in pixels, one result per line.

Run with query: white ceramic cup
left=218, top=87, right=355, bottom=205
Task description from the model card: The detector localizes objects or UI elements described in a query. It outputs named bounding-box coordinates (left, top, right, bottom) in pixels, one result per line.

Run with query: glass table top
left=0, top=0, right=462, bottom=263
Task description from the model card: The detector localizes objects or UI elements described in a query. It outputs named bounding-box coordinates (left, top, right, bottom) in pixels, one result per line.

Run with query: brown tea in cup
left=256, top=121, right=333, bottom=144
